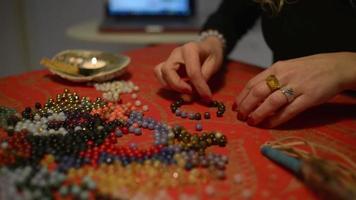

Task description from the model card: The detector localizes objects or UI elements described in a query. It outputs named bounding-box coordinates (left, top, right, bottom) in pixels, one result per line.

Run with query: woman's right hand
left=154, top=36, right=224, bottom=100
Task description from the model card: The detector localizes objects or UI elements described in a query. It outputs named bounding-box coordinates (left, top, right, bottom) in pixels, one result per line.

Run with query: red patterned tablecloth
left=0, top=44, right=355, bottom=199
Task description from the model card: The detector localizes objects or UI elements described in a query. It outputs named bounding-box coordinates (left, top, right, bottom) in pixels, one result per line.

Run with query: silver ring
left=280, top=86, right=295, bottom=103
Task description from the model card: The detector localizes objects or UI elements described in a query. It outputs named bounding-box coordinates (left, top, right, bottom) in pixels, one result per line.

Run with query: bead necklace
left=171, top=98, right=226, bottom=120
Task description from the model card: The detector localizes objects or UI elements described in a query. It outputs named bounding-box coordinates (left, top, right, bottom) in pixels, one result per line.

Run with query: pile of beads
left=171, top=98, right=226, bottom=120
left=94, top=80, right=139, bottom=101
left=0, top=86, right=229, bottom=199
left=22, top=89, right=106, bottom=120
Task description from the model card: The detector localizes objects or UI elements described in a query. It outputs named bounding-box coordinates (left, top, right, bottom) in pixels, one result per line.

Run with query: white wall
left=0, top=0, right=271, bottom=77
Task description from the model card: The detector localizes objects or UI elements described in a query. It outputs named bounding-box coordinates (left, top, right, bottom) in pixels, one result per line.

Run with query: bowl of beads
left=41, top=49, right=131, bottom=82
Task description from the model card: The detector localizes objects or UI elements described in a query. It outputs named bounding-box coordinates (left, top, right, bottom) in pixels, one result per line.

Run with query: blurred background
left=0, top=0, right=271, bottom=77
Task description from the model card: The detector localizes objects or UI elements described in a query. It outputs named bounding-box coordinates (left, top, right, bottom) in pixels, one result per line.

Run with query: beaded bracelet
left=198, top=29, right=226, bottom=49
left=170, top=98, right=226, bottom=120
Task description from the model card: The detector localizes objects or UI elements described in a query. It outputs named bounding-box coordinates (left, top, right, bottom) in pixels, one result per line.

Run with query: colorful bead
left=196, top=123, right=203, bottom=132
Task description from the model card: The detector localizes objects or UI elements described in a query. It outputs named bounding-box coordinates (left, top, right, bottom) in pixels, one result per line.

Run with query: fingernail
left=232, top=103, right=238, bottom=111
left=247, top=116, right=255, bottom=126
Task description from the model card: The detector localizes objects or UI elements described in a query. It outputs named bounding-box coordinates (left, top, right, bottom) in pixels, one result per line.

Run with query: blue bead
left=196, top=123, right=203, bottom=131
left=115, top=129, right=123, bottom=137
left=129, top=126, right=135, bottom=133
left=181, top=112, right=187, bottom=118
left=134, top=128, right=142, bottom=135
left=175, top=109, right=182, bottom=116
left=148, top=124, right=154, bottom=130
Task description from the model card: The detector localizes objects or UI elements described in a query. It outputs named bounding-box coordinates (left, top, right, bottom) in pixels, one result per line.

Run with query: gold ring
left=280, top=86, right=295, bottom=103
left=266, top=75, right=281, bottom=92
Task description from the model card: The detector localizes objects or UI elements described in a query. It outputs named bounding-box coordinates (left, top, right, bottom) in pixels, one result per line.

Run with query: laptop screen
left=107, top=0, right=192, bottom=17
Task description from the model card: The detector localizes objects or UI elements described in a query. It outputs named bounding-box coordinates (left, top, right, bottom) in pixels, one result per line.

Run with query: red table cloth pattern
left=0, top=44, right=355, bottom=199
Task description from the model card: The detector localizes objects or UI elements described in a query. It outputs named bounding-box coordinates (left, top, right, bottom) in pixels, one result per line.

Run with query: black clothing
left=202, top=0, right=356, bottom=62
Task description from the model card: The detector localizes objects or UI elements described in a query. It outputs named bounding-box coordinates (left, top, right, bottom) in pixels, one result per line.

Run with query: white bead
left=34, top=114, right=40, bottom=121
left=1, top=142, right=8, bottom=149
left=142, top=105, right=149, bottom=111
left=131, top=93, right=138, bottom=99
left=134, top=100, right=142, bottom=107
left=242, top=189, right=252, bottom=199
left=205, top=185, right=215, bottom=195
left=233, top=173, right=243, bottom=184
left=133, top=86, right=139, bottom=91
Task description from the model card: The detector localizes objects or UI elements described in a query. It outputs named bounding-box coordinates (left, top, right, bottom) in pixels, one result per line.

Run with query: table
left=0, top=44, right=355, bottom=199
left=66, top=20, right=198, bottom=44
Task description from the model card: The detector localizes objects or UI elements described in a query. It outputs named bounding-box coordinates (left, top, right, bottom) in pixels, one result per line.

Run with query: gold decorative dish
left=41, top=49, right=130, bottom=82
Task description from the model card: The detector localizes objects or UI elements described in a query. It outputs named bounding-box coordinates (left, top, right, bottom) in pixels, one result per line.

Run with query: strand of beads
left=171, top=98, right=226, bottom=132
left=171, top=98, right=226, bottom=120
left=171, top=125, right=227, bottom=153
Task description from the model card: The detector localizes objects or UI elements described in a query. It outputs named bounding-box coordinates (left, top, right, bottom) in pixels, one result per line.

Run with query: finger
left=182, top=44, right=212, bottom=99
left=263, top=95, right=312, bottom=128
left=246, top=88, right=292, bottom=126
left=235, top=68, right=274, bottom=109
left=201, top=56, right=218, bottom=81
left=161, top=63, right=192, bottom=93
left=237, top=80, right=274, bottom=120
left=154, top=62, right=168, bottom=87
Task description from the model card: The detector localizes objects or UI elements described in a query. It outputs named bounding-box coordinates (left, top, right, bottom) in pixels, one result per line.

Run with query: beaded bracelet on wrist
left=198, top=29, right=226, bottom=49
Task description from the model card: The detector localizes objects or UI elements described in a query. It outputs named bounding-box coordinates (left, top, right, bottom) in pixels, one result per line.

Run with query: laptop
left=99, top=0, right=200, bottom=33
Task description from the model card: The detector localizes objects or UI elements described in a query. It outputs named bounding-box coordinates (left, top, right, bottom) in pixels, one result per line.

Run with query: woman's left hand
left=234, top=52, right=356, bottom=128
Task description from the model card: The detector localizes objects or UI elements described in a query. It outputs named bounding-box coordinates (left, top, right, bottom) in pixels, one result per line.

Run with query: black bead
left=204, top=112, right=211, bottom=119
left=24, top=107, right=32, bottom=113
left=176, top=98, right=184, bottom=106
left=171, top=106, right=178, bottom=113
left=194, top=113, right=201, bottom=120
left=217, top=110, right=224, bottom=117
left=210, top=101, right=219, bottom=107
left=35, top=102, right=42, bottom=109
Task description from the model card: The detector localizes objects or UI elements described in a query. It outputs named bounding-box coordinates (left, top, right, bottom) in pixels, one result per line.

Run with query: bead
left=142, top=105, right=149, bottom=112
left=131, top=93, right=138, bottom=99
left=204, top=112, right=211, bottom=119
left=205, top=185, right=215, bottom=196
left=188, top=113, right=195, bottom=120
left=134, top=100, right=142, bottom=107
left=233, top=173, right=243, bottom=184
left=175, top=109, right=182, bottom=117
left=194, top=113, right=201, bottom=120
left=1, top=141, right=8, bottom=149
left=195, top=123, right=203, bottom=132
left=115, top=129, right=123, bottom=137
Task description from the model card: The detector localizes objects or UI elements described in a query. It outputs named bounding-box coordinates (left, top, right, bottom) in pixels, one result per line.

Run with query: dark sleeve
left=201, top=0, right=262, bottom=55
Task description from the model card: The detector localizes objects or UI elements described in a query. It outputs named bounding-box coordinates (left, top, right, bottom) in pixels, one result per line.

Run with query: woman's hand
left=235, top=52, right=356, bottom=128
left=154, top=36, right=224, bottom=100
